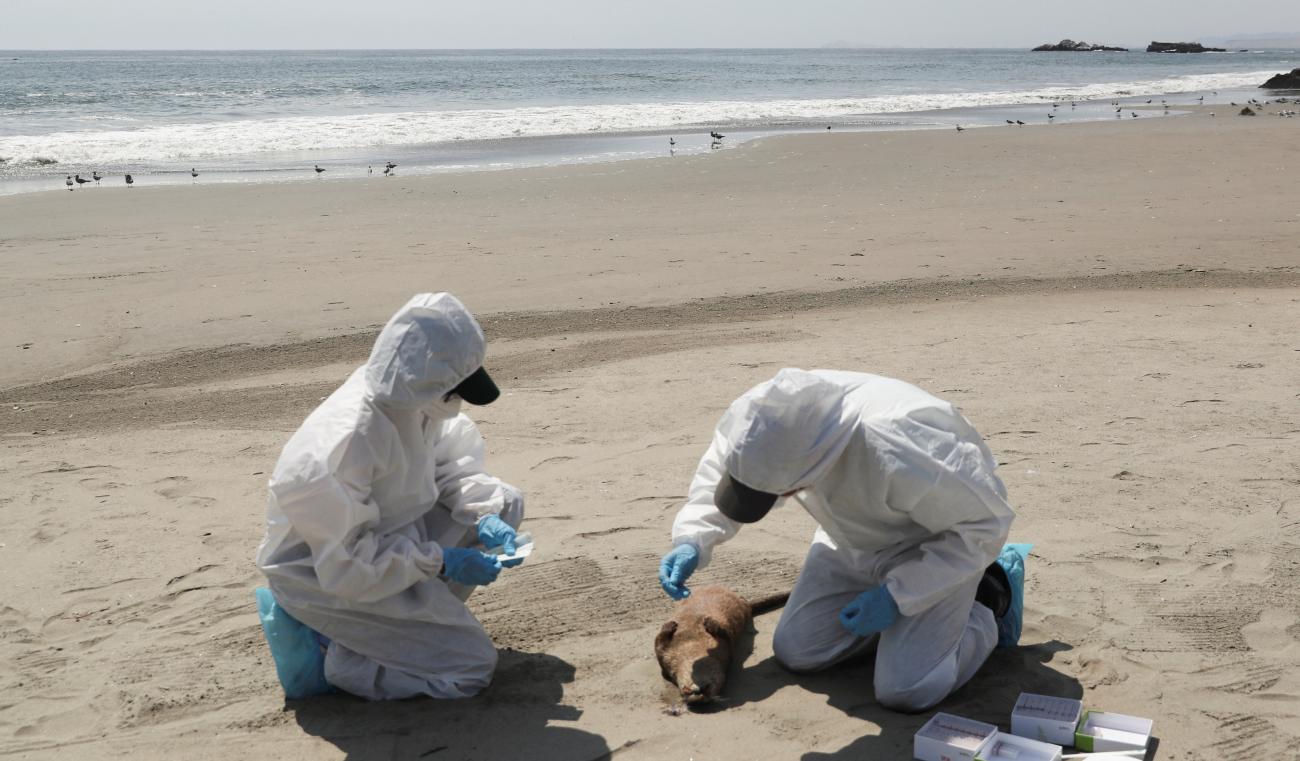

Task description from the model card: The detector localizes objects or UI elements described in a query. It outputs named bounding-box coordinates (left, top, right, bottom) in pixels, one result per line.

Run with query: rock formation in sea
left=1260, top=68, right=1300, bottom=89
left=1146, top=41, right=1227, bottom=53
left=1032, top=39, right=1128, bottom=52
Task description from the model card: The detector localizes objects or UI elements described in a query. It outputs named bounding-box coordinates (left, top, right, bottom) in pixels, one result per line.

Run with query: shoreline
left=0, top=82, right=1278, bottom=197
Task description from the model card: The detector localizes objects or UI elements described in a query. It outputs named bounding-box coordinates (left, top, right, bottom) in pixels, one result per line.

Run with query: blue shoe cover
left=995, top=543, right=1032, bottom=648
left=255, top=587, right=334, bottom=699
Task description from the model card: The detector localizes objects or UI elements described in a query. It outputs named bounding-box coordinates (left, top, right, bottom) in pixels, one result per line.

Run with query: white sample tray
left=915, top=713, right=999, bottom=761
left=1011, top=693, right=1084, bottom=747
left=976, top=731, right=1063, bottom=761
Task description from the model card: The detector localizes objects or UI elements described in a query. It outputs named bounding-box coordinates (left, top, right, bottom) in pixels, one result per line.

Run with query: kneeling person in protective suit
left=255, top=293, right=524, bottom=700
left=659, top=368, right=1029, bottom=712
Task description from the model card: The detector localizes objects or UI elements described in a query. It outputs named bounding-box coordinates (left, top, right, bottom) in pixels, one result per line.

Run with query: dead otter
left=654, top=585, right=789, bottom=704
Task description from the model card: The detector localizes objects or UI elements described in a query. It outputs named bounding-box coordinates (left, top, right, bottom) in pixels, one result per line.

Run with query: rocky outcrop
left=1239, top=106, right=1256, bottom=116
left=1146, top=41, right=1226, bottom=53
left=1260, top=68, right=1300, bottom=89
left=1033, top=39, right=1127, bottom=52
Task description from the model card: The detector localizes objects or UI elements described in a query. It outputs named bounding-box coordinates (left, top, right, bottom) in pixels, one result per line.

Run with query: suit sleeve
left=432, top=413, right=520, bottom=526
left=670, top=429, right=744, bottom=567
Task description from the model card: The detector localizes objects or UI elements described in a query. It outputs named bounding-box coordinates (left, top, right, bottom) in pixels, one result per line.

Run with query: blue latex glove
left=658, top=543, right=700, bottom=600
left=995, top=543, right=1033, bottom=648
left=839, top=585, right=901, bottom=637
left=442, top=547, right=503, bottom=586
left=477, top=515, right=524, bottom=568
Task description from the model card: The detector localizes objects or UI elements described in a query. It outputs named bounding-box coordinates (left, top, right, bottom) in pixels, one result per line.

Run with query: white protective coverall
left=671, top=369, right=1014, bottom=711
left=256, top=293, right=523, bottom=700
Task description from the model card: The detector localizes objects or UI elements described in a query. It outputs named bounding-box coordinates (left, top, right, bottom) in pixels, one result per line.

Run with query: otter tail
left=747, top=591, right=791, bottom=616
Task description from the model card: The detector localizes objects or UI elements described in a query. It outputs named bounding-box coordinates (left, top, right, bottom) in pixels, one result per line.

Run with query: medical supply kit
left=914, top=693, right=1153, bottom=761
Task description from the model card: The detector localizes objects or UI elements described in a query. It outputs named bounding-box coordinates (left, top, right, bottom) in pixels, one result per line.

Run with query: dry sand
left=1, top=107, right=1298, bottom=760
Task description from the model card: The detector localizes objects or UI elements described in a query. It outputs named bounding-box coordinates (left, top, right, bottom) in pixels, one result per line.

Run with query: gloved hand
left=839, top=585, right=900, bottom=637
left=659, top=543, right=701, bottom=600
left=441, top=547, right=502, bottom=586
left=477, top=515, right=524, bottom=567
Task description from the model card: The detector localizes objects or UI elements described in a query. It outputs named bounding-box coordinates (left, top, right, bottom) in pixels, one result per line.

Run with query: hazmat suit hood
left=363, top=293, right=487, bottom=413
left=719, top=368, right=857, bottom=495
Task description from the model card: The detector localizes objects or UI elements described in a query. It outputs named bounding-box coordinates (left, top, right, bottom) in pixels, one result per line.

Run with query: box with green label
left=1073, top=711, right=1153, bottom=753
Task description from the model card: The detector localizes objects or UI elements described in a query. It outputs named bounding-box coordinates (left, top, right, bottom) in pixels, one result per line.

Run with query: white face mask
left=424, top=392, right=463, bottom=422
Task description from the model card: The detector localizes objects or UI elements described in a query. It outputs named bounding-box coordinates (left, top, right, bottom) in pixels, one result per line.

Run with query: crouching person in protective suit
left=255, top=292, right=524, bottom=700
left=659, top=368, right=1030, bottom=712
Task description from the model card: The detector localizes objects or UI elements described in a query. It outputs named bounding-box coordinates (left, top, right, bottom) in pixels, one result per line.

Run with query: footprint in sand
left=152, top=475, right=216, bottom=507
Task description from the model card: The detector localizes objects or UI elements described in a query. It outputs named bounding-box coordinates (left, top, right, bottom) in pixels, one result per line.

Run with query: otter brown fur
left=654, top=585, right=789, bottom=704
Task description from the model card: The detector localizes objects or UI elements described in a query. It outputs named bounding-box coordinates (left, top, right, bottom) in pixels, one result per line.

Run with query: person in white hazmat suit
left=658, top=368, right=1030, bottom=712
left=255, top=292, right=526, bottom=701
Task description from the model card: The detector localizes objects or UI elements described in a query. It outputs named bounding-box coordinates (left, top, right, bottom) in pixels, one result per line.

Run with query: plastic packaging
left=493, top=531, right=534, bottom=563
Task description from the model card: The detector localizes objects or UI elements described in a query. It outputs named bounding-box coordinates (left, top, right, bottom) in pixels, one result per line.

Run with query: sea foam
left=0, top=70, right=1274, bottom=168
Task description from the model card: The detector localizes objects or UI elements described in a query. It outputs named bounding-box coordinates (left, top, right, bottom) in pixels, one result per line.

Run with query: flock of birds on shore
left=951, top=93, right=1295, bottom=132
left=58, top=99, right=1297, bottom=190
left=667, top=130, right=727, bottom=156
left=61, top=161, right=402, bottom=191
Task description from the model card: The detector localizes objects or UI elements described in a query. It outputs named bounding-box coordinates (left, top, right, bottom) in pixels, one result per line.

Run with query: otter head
left=654, top=616, right=734, bottom=704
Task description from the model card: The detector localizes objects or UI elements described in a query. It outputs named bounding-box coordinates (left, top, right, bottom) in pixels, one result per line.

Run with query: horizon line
left=0, top=45, right=1195, bottom=53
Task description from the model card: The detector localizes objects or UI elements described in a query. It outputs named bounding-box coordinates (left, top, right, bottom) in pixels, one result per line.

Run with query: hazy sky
left=4, top=0, right=1298, bottom=50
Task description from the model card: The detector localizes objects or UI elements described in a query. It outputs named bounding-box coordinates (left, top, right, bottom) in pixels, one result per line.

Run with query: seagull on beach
left=314, top=164, right=325, bottom=174
left=955, top=124, right=965, bottom=132
left=1047, top=113, right=1055, bottom=120
left=191, top=168, right=199, bottom=181
left=1131, top=112, right=1139, bottom=118
left=1015, top=120, right=1025, bottom=126
left=669, top=137, right=676, bottom=147
left=74, top=174, right=90, bottom=188
left=709, top=130, right=725, bottom=140
left=384, top=162, right=397, bottom=176
left=66, top=175, right=74, bottom=191
left=125, top=174, right=134, bottom=188
left=1006, top=119, right=1015, bottom=125
left=368, top=165, right=373, bottom=175
left=92, top=171, right=102, bottom=186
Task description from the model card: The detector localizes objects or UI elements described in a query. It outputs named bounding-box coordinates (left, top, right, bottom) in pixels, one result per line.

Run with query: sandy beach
left=2, top=107, right=1298, bottom=760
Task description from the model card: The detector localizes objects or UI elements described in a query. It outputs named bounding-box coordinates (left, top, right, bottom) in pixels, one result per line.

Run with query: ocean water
left=0, top=48, right=1293, bottom=194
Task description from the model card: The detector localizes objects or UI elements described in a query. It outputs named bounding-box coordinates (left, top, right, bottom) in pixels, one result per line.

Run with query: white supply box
left=915, top=713, right=998, bottom=761
left=976, top=731, right=1063, bottom=761
left=1011, top=693, right=1084, bottom=746
left=1074, top=711, right=1153, bottom=753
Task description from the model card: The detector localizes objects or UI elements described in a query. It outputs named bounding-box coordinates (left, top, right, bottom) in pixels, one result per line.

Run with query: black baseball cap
left=450, top=366, right=500, bottom=405
left=714, top=474, right=779, bottom=523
